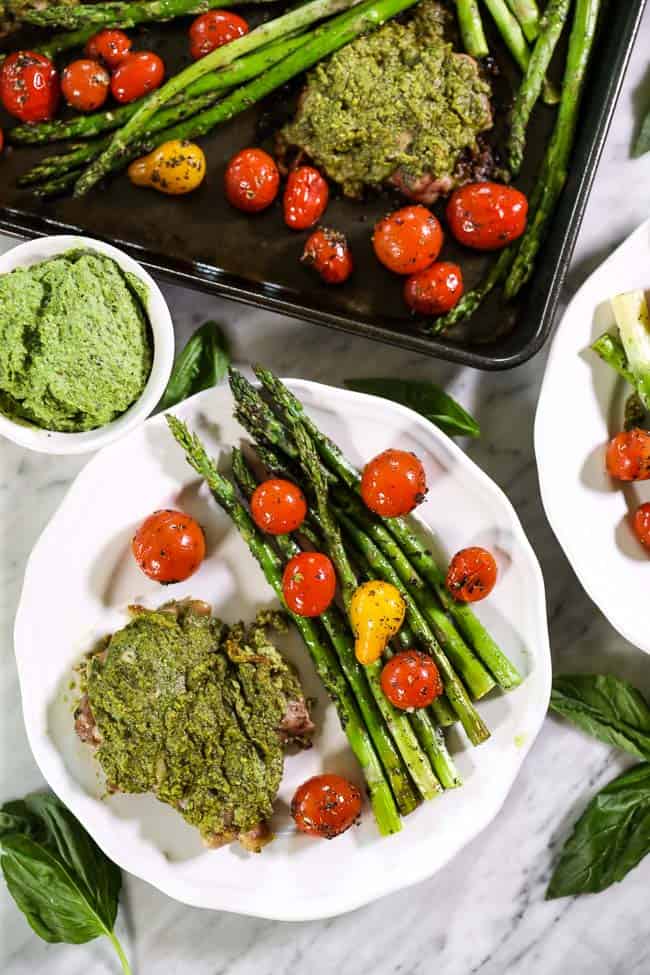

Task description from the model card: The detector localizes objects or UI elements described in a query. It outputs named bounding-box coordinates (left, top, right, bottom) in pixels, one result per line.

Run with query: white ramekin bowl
left=0, top=234, right=174, bottom=455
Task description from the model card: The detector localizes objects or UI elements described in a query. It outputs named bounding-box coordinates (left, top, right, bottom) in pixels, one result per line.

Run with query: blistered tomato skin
left=282, top=551, right=336, bottom=617
left=291, top=774, right=362, bottom=839
left=0, top=51, right=60, bottom=123
left=446, top=182, right=528, bottom=251
left=404, top=262, right=464, bottom=316
left=132, top=509, right=206, bottom=584
left=189, top=10, right=249, bottom=59
left=283, top=166, right=329, bottom=230
left=61, top=59, right=110, bottom=112
left=85, top=29, right=132, bottom=68
left=301, top=228, right=353, bottom=284
left=361, top=449, right=427, bottom=517
left=633, top=503, right=650, bottom=549
left=251, top=479, right=307, bottom=535
left=446, top=546, right=497, bottom=603
left=606, top=429, right=650, bottom=482
left=224, top=148, right=279, bottom=212
left=381, top=650, right=443, bottom=710
left=111, top=51, right=165, bottom=104
left=373, top=206, right=443, bottom=275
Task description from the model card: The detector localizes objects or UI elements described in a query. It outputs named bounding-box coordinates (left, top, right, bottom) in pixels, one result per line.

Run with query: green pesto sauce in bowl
left=0, top=248, right=153, bottom=432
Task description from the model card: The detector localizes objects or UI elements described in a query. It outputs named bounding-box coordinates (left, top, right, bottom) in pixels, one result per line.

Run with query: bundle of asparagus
left=167, top=368, right=522, bottom=835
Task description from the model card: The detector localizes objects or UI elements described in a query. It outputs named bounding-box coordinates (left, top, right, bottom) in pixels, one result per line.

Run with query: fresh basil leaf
left=160, top=320, right=230, bottom=411
left=22, top=794, right=120, bottom=930
left=550, top=674, right=650, bottom=761
left=344, top=378, right=480, bottom=438
left=0, top=794, right=130, bottom=973
left=547, top=763, right=650, bottom=898
left=633, top=108, right=650, bottom=158
left=1, top=834, right=111, bottom=943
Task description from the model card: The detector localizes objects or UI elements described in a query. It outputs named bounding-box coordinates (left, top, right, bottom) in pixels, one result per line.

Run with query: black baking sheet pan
left=0, top=0, right=646, bottom=369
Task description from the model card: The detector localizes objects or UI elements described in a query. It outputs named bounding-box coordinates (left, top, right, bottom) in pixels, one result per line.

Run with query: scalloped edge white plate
left=15, top=379, right=551, bottom=920
left=535, top=218, right=650, bottom=653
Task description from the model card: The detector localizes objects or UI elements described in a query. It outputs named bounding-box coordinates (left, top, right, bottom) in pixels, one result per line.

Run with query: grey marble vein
left=2, top=12, right=650, bottom=972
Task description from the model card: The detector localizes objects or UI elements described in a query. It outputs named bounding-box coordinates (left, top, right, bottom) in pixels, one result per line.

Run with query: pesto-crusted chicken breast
left=279, top=1, right=494, bottom=202
left=75, top=601, right=314, bottom=853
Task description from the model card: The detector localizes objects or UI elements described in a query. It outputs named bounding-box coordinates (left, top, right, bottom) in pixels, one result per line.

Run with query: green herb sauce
left=86, top=603, right=306, bottom=843
left=0, top=248, right=152, bottom=432
left=281, top=1, right=492, bottom=198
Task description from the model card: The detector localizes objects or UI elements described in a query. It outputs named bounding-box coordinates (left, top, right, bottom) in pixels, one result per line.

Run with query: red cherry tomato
left=224, top=147, right=279, bottom=213
left=250, top=478, right=307, bottom=535
left=373, top=205, right=443, bottom=275
left=291, top=774, right=362, bottom=839
left=360, top=449, right=427, bottom=518
left=282, top=551, right=336, bottom=617
left=0, top=51, right=59, bottom=123
left=189, top=10, right=249, bottom=60
left=404, top=261, right=464, bottom=316
left=61, top=59, right=110, bottom=112
left=606, top=429, right=650, bottom=482
left=85, top=29, right=132, bottom=68
left=633, top=502, right=650, bottom=549
left=132, top=509, right=206, bottom=584
left=301, top=227, right=353, bottom=284
left=446, top=546, right=497, bottom=603
left=447, top=182, right=528, bottom=251
left=111, top=51, right=165, bottom=105
left=381, top=650, right=443, bottom=710
left=283, top=166, right=329, bottom=230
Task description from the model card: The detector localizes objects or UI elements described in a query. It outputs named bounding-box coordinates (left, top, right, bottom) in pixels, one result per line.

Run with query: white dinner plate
left=15, top=379, right=551, bottom=920
left=536, top=218, right=650, bottom=653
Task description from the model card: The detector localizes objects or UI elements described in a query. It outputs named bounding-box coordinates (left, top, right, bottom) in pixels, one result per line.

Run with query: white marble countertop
left=2, top=14, right=650, bottom=973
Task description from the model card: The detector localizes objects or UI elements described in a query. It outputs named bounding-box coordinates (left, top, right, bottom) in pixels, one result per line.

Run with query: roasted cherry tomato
left=301, top=227, right=353, bottom=284
left=291, top=774, right=362, bottom=839
left=85, top=29, right=132, bottom=68
left=0, top=51, right=59, bottom=123
left=224, top=147, right=279, bottom=212
left=282, top=551, right=336, bottom=617
left=633, top=502, right=650, bottom=549
left=132, top=509, right=206, bottom=584
left=128, top=139, right=206, bottom=194
left=373, top=205, right=443, bottom=275
left=381, top=650, right=443, bottom=710
left=350, top=580, right=405, bottom=665
left=404, top=261, right=463, bottom=316
left=111, top=51, right=165, bottom=105
left=606, top=429, right=650, bottom=482
left=446, top=546, right=497, bottom=602
left=251, top=478, right=307, bottom=535
left=447, top=182, right=528, bottom=251
left=189, top=10, right=249, bottom=60
left=61, top=59, right=110, bottom=112
left=283, top=166, right=329, bottom=230
left=361, top=448, right=427, bottom=518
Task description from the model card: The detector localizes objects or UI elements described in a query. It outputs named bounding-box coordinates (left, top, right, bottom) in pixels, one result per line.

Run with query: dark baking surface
left=0, top=0, right=646, bottom=369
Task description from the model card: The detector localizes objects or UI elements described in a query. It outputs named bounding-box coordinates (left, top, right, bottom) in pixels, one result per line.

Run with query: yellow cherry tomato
left=128, top=139, right=206, bottom=195
left=349, top=580, right=406, bottom=665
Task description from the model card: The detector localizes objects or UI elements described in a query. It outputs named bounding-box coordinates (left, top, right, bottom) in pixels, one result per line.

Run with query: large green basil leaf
left=547, top=763, right=650, bottom=898
left=344, top=377, right=480, bottom=438
left=1, top=834, right=110, bottom=943
left=634, top=108, right=650, bottom=158
left=550, top=674, right=650, bottom=760
left=0, top=800, right=44, bottom=841
left=160, top=320, right=230, bottom=411
left=22, top=793, right=121, bottom=930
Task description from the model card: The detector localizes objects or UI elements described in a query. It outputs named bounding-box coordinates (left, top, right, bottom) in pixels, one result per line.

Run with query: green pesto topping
left=0, top=248, right=152, bottom=432
left=281, top=1, right=492, bottom=198
left=86, top=602, right=306, bottom=843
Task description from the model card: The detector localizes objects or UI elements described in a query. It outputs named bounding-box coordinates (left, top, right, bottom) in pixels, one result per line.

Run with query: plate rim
left=534, top=216, right=650, bottom=655
left=14, top=377, right=552, bottom=920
